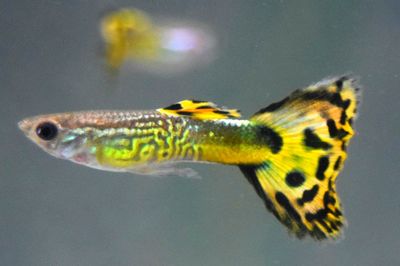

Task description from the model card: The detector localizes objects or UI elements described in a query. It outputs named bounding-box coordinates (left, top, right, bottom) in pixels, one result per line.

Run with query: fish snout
left=18, top=119, right=34, bottom=135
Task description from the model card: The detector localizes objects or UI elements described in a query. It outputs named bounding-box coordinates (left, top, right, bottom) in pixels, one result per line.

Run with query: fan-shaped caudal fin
left=240, top=76, right=360, bottom=240
left=157, top=100, right=241, bottom=120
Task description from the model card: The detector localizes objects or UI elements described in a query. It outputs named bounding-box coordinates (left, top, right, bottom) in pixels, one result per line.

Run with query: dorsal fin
left=157, top=100, right=241, bottom=120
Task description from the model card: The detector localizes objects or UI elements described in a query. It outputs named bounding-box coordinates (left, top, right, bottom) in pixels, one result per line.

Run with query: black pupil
left=36, top=122, right=58, bottom=140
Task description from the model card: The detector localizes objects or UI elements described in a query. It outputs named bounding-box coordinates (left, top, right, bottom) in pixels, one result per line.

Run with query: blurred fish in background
left=100, top=8, right=217, bottom=76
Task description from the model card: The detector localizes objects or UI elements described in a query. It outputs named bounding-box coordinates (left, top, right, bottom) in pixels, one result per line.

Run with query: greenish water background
left=1, top=1, right=400, bottom=265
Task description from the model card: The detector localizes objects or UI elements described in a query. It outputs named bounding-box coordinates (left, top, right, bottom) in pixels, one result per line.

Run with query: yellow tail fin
left=240, top=76, right=360, bottom=240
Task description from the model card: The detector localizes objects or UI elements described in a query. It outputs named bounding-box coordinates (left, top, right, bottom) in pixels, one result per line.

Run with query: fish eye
left=36, top=122, right=58, bottom=141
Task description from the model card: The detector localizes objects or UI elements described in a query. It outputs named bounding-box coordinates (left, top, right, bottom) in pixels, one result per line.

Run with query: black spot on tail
left=335, top=77, right=345, bottom=90
left=316, top=156, right=329, bottom=180
left=328, top=177, right=334, bottom=191
left=285, top=171, right=305, bottom=187
left=304, top=128, right=332, bottom=150
left=255, top=126, right=283, bottom=154
left=327, top=119, right=350, bottom=139
left=305, top=204, right=343, bottom=234
left=341, top=141, right=347, bottom=151
left=255, top=97, right=289, bottom=114
left=323, top=191, right=336, bottom=208
left=297, top=185, right=319, bottom=205
left=275, top=192, right=302, bottom=223
left=330, top=221, right=338, bottom=231
left=333, top=208, right=343, bottom=217
left=305, top=208, right=328, bottom=222
left=334, top=156, right=342, bottom=170
left=330, top=93, right=346, bottom=109
left=342, top=99, right=351, bottom=110
left=340, top=111, right=347, bottom=125
left=337, top=130, right=350, bottom=139
left=319, top=220, right=333, bottom=233
left=301, top=90, right=350, bottom=110
left=327, top=119, right=338, bottom=137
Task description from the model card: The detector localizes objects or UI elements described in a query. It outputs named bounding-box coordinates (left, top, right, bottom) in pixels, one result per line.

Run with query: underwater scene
left=1, top=1, right=400, bottom=265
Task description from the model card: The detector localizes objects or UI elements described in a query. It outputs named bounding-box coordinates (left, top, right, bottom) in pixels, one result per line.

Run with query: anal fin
left=127, top=163, right=201, bottom=179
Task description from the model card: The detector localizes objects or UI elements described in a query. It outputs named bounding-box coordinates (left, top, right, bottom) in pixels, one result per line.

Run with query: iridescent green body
left=76, top=111, right=270, bottom=171
left=18, top=108, right=271, bottom=175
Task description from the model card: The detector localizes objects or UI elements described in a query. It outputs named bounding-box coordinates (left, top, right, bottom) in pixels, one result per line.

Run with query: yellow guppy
left=101, top=8, right=159, bottom=69
left=100, top=8, right=216, bottom=72
left=19, top=76, right=360, bottom=240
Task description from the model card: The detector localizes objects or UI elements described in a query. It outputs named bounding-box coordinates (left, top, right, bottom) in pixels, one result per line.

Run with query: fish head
left=101, top=8, right=153, bottom=43
left=18, top=113, right=93, bottom=163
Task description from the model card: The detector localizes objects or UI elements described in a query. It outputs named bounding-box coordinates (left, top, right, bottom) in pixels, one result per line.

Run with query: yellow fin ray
left=240, top=76, right=360, bottom=240
left=158, top=100, right=241, bottom=120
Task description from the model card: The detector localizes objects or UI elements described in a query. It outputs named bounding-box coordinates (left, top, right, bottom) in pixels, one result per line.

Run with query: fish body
left=18, top=110, right=268, bottom=172
left=19, top=76, right=360, bottom=240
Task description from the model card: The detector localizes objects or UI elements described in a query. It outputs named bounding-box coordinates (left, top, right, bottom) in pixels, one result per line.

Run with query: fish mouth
left=18, top=119, right=33, bottom=135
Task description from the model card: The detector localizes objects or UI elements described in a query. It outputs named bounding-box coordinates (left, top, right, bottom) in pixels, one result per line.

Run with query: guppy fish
left=101, top=8, right=216, bottom=73
left=101, top=8, right=159, bottom=70
left=19, top=76, right=360, bottom=240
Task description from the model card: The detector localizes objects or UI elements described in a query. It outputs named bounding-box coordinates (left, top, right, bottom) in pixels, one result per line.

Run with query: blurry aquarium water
left=1, top=1, right=400, bottom=266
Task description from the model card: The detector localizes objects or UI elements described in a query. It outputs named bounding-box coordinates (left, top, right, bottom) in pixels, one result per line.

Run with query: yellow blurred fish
left=100, top=8, right=216, bottom=74
left=101, top=8, right=160, bottom=69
